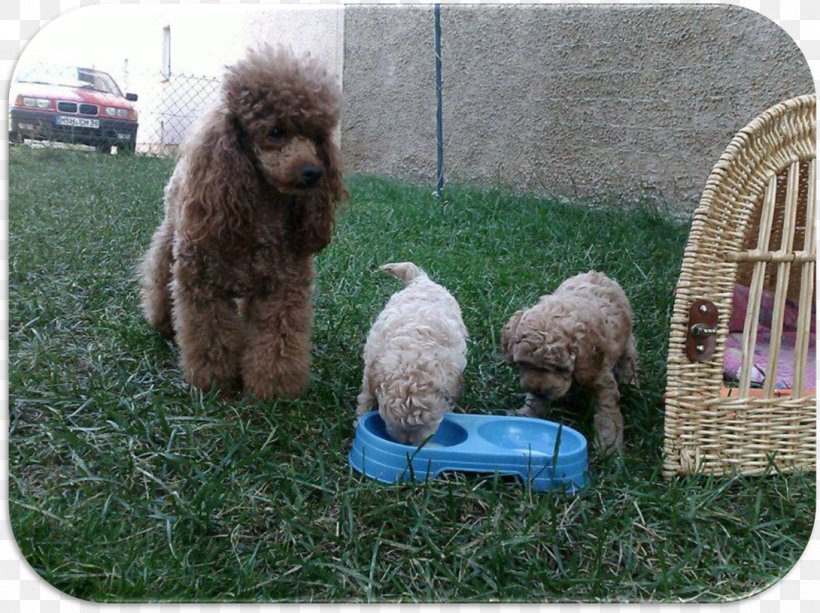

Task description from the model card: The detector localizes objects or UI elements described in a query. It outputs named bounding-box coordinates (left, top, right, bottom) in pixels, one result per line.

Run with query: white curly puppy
left=357, top=262, right=468, bottom=445
left=500, top=271, right=637, bottom=453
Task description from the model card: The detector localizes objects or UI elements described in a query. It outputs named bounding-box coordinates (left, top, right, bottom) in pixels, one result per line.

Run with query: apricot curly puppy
left=500, top=271, right=637, bottom=452
left=357, top=263, right=468, bottom=445
left=139, top=45, right=346, bottom=398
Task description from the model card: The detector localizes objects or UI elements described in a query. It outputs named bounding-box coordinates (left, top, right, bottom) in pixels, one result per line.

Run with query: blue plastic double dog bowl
left=349, top=411, right=588, bottom=493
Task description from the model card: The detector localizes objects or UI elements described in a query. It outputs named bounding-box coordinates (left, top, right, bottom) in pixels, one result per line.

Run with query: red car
left=10, top=65, right=139, bottom=153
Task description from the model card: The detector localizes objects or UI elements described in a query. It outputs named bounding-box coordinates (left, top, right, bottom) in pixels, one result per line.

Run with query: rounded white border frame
left=0, top=1, right=817, bottom=612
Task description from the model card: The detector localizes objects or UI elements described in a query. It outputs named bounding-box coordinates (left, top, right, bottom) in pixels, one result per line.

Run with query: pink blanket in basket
left=723, top=284, right=816, bottom=392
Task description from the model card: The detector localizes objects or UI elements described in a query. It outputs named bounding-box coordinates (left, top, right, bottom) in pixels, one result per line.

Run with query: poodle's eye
left=267, top=127, right=285, bottom=141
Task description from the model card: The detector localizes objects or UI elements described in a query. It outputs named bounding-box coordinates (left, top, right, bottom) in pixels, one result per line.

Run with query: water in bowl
left=476, top=418, right=575, bottom=456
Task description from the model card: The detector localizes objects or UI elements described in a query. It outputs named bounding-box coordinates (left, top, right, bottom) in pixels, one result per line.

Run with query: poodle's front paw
left=146, top=311, right=175, bottom=340
left=614, top=358, right=638, bottom=387
left=593, top=411, right=624, bottom=455
left=511, top=405, right=539, bottom=417
left=243, top=374, right=309, bottom=400
left=510, top=394, right=548, bottom=418
left=184, top=363, right=241, bottom=396
left=242, top=358, right=310, bottom=400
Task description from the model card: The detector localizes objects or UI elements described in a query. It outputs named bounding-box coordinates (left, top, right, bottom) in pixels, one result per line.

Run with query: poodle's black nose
left=299, top=164, right=324, bottom=186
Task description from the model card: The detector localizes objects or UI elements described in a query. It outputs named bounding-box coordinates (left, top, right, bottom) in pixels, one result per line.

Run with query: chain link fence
left=9, top=60, right=222, bottom=156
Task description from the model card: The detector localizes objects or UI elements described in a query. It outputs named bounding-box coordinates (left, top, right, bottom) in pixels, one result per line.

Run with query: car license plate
left=55, top=115, right=100, bottom=129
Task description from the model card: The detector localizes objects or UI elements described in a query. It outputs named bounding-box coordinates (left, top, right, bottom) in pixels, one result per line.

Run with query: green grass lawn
left=8, top=145, right=815, bottom=602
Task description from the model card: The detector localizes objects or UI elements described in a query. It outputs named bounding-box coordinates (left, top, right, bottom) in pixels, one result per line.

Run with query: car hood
left=12, top=82, right=135, bottom=109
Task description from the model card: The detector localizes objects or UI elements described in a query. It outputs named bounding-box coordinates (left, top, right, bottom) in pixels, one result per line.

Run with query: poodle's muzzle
left=255, top=137, right=327, bottom=194
left=518, top=363, right=573, bottom=400
left=297, top=163, right=324, bottom=188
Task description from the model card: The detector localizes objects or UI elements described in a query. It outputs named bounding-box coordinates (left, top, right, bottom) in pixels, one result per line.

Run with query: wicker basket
left=663, top=94, right=816, bottom=478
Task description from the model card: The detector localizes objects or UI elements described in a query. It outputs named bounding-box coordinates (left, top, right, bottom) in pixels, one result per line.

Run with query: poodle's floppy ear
left=500, top=309, right=525, bottom=363
left=289, top=135, right=347, bottom=255
left=178, top=108, right=258, bottom=242
left=319, top=134, right=347, bottom=204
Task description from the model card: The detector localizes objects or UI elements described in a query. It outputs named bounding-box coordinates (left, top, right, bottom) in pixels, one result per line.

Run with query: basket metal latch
left=685, top=300, right=718, bottom=362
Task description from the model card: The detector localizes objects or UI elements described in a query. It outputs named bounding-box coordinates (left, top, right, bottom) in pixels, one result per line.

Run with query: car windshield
left=16, top=65, right=124, bottom=97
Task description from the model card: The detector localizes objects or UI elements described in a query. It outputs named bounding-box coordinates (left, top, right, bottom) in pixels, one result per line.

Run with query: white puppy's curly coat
left=356, top=262, right=468, bottom=445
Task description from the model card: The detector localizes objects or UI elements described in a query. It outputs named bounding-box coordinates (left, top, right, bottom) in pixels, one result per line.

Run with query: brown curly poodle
left=139, top=45, right=346, bottom=399
left=500, top=271, right=638, bottom=453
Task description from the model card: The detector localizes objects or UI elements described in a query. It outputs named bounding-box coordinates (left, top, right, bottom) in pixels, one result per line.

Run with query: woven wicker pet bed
left=663, top=94, right=816, bottom=478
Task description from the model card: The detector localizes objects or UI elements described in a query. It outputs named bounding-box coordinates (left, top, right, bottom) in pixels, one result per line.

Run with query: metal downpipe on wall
left=434, top=4, right=444, bottom=198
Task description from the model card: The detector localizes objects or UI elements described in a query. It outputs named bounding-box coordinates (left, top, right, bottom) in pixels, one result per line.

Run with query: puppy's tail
left=379, top=262, right=427, bottom=285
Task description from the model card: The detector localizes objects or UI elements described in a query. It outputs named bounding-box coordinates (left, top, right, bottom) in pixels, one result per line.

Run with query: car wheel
left=9, top=131, right=22, bottom=143
left=95, top=142, right=113, bottom=154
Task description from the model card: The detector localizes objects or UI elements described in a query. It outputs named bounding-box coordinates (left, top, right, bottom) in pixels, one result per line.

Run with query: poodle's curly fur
left=139, top=45, right=346, bottom=398
left=500, top=271, right=637, bottom=452
left=356, top=263, right=469, bottom=445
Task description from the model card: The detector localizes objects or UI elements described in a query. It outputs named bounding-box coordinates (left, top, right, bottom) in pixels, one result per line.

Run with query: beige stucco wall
left=342, top=5, right=438, bottom=185
left=341, top=4, right=814, bottom=213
